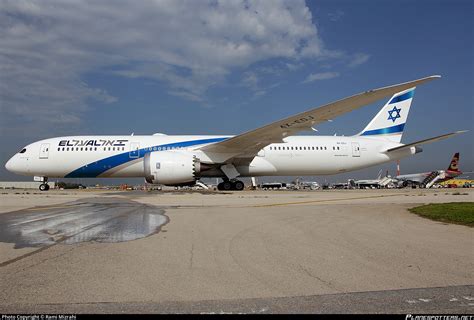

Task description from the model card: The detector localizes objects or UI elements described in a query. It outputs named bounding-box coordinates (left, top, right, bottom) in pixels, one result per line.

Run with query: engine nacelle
left=144, top=151, right=200, bottom=185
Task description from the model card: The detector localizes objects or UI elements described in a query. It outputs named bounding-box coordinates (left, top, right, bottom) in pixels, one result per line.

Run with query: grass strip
left=408, top=202, right=474, bottom=227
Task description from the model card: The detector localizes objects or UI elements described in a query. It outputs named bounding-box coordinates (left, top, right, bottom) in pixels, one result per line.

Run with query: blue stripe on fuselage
left=361, top=123, right=405, bottom=136
left=389, top=90, right=414, bottom=104
left=65, top=137, right=228, bottom=178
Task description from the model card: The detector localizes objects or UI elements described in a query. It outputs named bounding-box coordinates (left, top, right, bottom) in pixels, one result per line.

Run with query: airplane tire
left=234, top=181, right=244, bottom=191
left=222, top=181, right=232, bottom=190
left=39, top=183, right=48, bottom=191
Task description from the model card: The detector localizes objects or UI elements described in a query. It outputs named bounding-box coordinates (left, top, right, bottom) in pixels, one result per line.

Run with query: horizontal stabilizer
left=385, top=130, right=467, bottom=153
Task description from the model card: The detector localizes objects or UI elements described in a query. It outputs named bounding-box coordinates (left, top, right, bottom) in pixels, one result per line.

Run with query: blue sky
left=0, top=0, right=472, bottom=183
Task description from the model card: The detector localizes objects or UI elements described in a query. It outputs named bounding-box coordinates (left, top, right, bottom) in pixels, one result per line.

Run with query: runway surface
left=2, top=285, right=473, bottom=314
left=0, top=188, right=473, bottom=313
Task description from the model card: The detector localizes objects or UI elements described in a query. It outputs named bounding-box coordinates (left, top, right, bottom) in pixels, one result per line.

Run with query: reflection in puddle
left=0, top=197, right=168, bottom=248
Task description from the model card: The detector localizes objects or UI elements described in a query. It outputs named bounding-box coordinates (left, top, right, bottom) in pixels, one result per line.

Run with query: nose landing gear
left=39, top=183, right=50, bottom=191
left=35, top=176, right=50, bottom=191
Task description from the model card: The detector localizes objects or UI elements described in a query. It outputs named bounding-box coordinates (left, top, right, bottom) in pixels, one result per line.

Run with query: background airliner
left=5, top=75, right=465, bottom=191
left=396, top=152, right=463, bottom=188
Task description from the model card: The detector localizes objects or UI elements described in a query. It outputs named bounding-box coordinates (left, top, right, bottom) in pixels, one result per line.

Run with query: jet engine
left=144, top=151, right=200, bottom=185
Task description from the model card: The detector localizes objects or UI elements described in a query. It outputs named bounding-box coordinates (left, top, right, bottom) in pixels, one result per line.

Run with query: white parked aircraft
left=396, top=152, right=464, bottom=188
left=5, top=75, right=466, bottom=191
left=355, top=169, right=395, bottom=189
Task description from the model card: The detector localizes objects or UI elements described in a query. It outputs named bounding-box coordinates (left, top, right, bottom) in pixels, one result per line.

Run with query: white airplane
left=5, top=75, right=466, bottom=191
left=396, top=152, right=464, bottom=188
left=355, top=169, right=395, bottom=189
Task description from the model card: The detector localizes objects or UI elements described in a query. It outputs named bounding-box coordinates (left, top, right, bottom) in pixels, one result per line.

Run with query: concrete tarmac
left=0, top=188, right=473, bottom=313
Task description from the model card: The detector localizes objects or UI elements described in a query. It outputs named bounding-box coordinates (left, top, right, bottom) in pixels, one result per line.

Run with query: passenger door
left=39, top=143, right=50, bottom=159
left=351, top=142, right=360, bottom=157
left=129, top=142, right=140, bottom=159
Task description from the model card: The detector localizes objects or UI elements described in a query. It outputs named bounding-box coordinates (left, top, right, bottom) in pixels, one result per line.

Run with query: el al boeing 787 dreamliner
left=5, top=75, right=466, bottom=191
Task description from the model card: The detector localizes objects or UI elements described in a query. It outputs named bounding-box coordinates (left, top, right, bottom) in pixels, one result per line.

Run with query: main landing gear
left=217, top=164, right=244, bottom=191
left=217, top=179, right=245, bottom=191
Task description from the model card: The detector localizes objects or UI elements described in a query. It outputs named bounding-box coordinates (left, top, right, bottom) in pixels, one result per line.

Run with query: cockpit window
left=19, top=148, right=26, bottom=154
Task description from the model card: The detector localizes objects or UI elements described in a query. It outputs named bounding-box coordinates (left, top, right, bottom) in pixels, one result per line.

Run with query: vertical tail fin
left=357, top=87, right=415, bottom=143
left=447, top=153, right=460, bottom=172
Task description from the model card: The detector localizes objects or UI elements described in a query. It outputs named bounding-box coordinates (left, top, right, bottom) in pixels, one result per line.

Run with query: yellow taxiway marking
left=251, top=193, right=402, bottom=208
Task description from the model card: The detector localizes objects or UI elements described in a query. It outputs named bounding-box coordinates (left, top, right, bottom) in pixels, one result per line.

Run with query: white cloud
left=240, top=70, right=282, bottom=99
left=286, top=63, right=303, bottom=71
left=241, top=72, right=260, bottom=91
left=303, top=72, right=340, bottom=83
left=0, top=0, right=353, bottom=129
left=349, top=53, right=371, bottom=67
left=328, top=10, right=345, bottom=22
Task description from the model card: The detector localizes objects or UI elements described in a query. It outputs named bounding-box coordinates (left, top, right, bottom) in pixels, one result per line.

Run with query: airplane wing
left=200, top=75, right=440, bottom=159
left=384, top=130, right=467, bottom=153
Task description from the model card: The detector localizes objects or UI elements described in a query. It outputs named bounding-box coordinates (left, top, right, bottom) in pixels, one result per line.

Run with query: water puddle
left=0, top=197, right=168, bottom=248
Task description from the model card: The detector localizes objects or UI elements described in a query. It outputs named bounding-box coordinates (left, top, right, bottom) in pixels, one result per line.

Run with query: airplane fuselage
left=6, top=134, right=416, bottom=180
left=396, top=170, right=461, bottom=184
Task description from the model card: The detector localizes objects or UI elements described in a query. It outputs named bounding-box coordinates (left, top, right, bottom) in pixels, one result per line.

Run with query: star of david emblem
left=387, top=106, right=401, bottom=123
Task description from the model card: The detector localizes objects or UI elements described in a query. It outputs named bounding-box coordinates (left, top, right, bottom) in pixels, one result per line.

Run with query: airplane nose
left=5, top=157, right=16, bottom=173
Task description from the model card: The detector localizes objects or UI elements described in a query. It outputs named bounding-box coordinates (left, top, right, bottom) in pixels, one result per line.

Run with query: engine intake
left=144, top=151, right=200, bottom=185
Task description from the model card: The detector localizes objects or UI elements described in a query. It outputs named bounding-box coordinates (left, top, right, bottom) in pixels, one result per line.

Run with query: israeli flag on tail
left=356, top=87, right=415, bottom=143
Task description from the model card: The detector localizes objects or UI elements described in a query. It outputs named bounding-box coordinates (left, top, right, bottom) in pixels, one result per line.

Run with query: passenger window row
left=145, top=146, right=183, bottom=151
left=57, top=147, right=126, bottom=152
left=268, top=146, right=340, bottom=151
